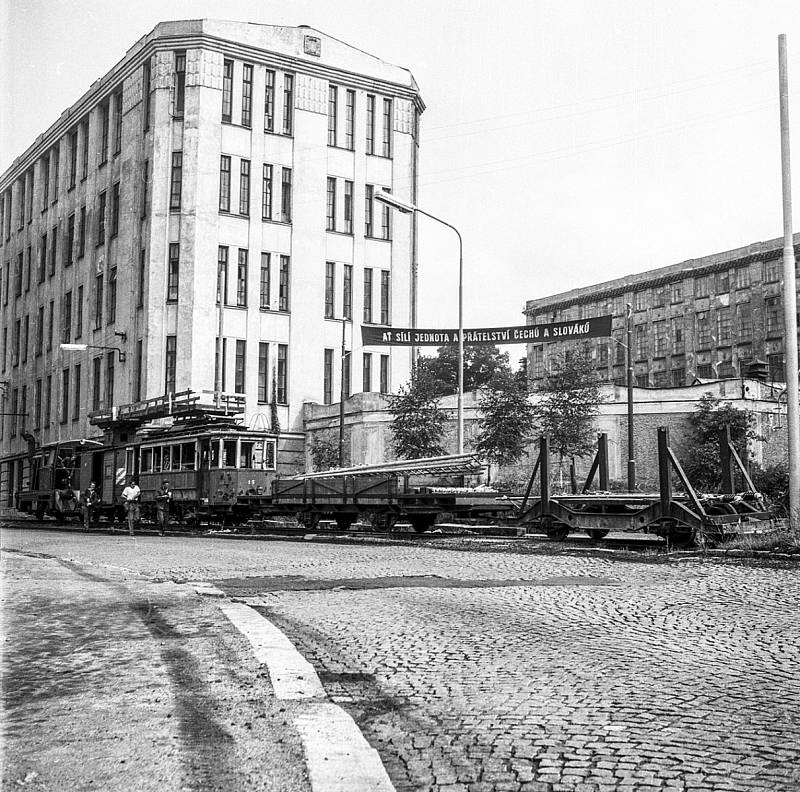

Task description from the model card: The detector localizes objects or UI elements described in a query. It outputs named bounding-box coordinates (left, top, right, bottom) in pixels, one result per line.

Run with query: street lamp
left=374, top=190, right=465, bottom=454
left=60, top=342, right=126, bottom=362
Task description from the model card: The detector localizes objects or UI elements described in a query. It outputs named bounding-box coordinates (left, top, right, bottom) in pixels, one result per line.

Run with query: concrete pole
left=339, top=318, right=348, bottom=467
left=779, top=34, right=800, bottom=525
left=626, top=303, right=636, bottom=491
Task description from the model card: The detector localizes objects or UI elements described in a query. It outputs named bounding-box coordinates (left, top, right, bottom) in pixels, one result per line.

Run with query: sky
left=3, top=0, right=800, bottom=366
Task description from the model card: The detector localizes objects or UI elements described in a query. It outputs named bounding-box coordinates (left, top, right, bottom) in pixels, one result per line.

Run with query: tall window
left=42, top=154, right=50, bottom=208
left=111, top=182, right=120, bottom=237
left=50, top=224, right=57, bottom=275
left=165, top=336, right=177, bottom=394
left=72, top=365, right=81, bottom=421
left=81, top=118, right=89, bottom=180
left=279, top=256, right=290, bottom=311
left=236, top=249, right=248, bottom=307
left=366, top=94, right=375, bottom=154
left=142, top=60, right=152, bottom=131
left=323, top=348, right=334, bottom=404
left=325, top=261, right=335, bottom=318
left=282, top=74, right=294, bottom=135
left=379, top=355, right=389, bottom=394
left=345, top=90, right=355, bottom=150
left=343, top=351, right=351, bottom=398
left=737, top=302, right=753, bottom=340
left=76, top=205, right=86, bottom=258
left=22, top=315, right=29, bottom=363
left=105, top=352, right=115, bottom=408
left=138, top=248, right=146, bottom=308
left=47, top=300, right=54, bottom=350
left=34, top=379, right=42, bottom=429
left=258, top=343, right=269, bottom=402
left=326, top=177, right=336, bottom=231
left=75, top=285, right=83, bottom=339
left=328, top=85, right=338, bottom=146
left=652, top=320, right=666, bottom=356
left=344, top=180, right=353, bottom=234
left=264, top=70, right=275, bottom=132
left=97, top=191, right=106, bottom=244
left=365, top=185, right=374, bottom=237
left=362, top=352, right=372, bottom=392
left=363, top=268, right=373, bottom=322
left=174, top=51, right=186, bottom=116
left=696, top=311, right=712, bottom=347
left=634, top=324, right=648, bottom=359
left=280, top=168, right=292, bottom=222
left=62, top=291, right=72, bottom=344
left=99, top=102, right=109, bottom=165
left=262, top=164, right=273, bottom=220
left=715, top=270, right=730, bottom=294
left=235, top=340, right=246, bottom=393
left=107, top=267, right=117, bottom=324
left=694, top=275, right=711, bottom=298
left=134, top=340, right=143, bottom=402
left=239, top=160, right=250, bottom=215
left=241, top=64, right=253, bottom=127
left=735, top=266, right=750, bottom=290
left=222, top=60, right=233, bottom=122
left=343, top=264, right=352, bottom=320
left=61, top=369, right=70, bottom=424
left=260, top=252, right=270, bottom=309
left=65, top=214, right=75, bottom=267
left=18, top=176, right=25, bottom=228
left=36, top=305, right=44, bottom=356
left=94, top=273, right=103, bottom=329
left=15, top=252, right=22, bottom=296
left=764, top=258, right=781, bottom=282
left=92, top=357, right=102, bottom=411
left=215, top=338, right=227, bottom=392
left=113, top=90, right=123, bottom=154
left=380, top=271, right=390, bottom=324
left=716, top=306, right=731, bottom=344
left=382, top=98, right=392, bottom=157
left=217, top=246, right=229, bottom=304
left=36, top=234, right=45, bottom=283
left=381, top=195, right=391, bottom=240
left=167, top=243, right=179, bottom=302
left=170, top=152, right=182, bottom=210
left=140, top=159, right=149, bottom=218
left=51, top=144, right=59, bottom=202
left=277, top=344, right=288, bottom=402
left=219, top=156, right=231, bottom=212
left=68, top=129, right=78, bottom=189
left=765, top=297, right=782, bottom=335
left=45, top=375, right=52, bottom=427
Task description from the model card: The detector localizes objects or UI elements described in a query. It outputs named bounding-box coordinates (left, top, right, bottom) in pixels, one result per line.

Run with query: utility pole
left=779, top=34, right=800, bottom=524
left=338, top=319, right=349, bottom=467
left=626, top=303, right=636, bottom=491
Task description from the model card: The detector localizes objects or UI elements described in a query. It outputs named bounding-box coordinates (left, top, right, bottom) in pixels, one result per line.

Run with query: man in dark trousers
left=121, top=477, right=141, bottom=536
left=155, top=480, right=172, bottom=536
left=82, top=481, right=100, bottom=529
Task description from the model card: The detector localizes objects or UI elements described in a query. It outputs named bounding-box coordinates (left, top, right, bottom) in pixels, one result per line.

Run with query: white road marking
left=294, top=703, right=396, bottom=792
left=218, top=600, right=327, bottom=700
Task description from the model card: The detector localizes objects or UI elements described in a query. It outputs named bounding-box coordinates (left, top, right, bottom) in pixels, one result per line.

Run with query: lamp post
left=338, top=317, right=350, bottom=467
left=625, top=303, right=636, bottom=491
left=60, top=341, right=127, bottom=362
left=374, top=190, right=464, bottom=454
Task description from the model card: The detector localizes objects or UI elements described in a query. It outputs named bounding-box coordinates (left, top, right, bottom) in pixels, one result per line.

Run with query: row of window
left=222, top=60, right=294, bottom=135
left=140, top=437, right=277, bottom=473
left=218, top=157, right=292, bottom=222
left=323, top=350, right=391, bottom=404
left=212, top=338, right=289, bottom=403
left=325, top=261, right=390, bottom=324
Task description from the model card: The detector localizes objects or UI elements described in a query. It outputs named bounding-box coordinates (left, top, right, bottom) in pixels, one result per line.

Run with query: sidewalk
left=2, top=548, right=311, bottom=792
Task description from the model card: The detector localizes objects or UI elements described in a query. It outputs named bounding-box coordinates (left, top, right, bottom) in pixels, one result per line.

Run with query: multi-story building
left=525, top=234, right=800, bottom=389
left=0, top=20, right=423, bottom=498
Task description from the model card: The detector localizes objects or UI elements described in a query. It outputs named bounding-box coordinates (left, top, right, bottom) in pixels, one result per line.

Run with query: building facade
left=525, top=235, right=800, bottom=389
left=0, top=20, right=423, bottom=498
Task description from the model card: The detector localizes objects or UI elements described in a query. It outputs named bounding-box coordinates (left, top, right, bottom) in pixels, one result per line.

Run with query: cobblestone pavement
left=3, top=528, right=800, bottom=792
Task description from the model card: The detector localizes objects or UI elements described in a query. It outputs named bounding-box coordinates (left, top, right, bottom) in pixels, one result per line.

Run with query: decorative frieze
left=153, top=51, right=174, bottom=89
left=394, top=98, right=414, bottom=134
left=296, top=74, right=326, bottom=114
left=187, top=48, right=223, bottom=90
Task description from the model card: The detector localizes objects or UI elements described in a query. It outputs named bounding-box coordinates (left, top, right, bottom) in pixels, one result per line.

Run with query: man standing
left=121, top=477, right=141, bottom=536
left=82, top=481, right=100, bottom=529
left=155, top=480, right=172, bottom=536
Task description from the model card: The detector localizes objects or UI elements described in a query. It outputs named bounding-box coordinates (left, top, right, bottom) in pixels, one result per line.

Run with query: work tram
left=15, top=391, right=281, bottom=525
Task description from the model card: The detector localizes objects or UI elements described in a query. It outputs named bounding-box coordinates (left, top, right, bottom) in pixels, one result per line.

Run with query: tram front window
left=223, top=440, right=237, bottom=468
left=180, top=442, right=196, bottom=470
left=162, top=446, right=172, bottom=471
left=152, top=447, right=162, bottom=473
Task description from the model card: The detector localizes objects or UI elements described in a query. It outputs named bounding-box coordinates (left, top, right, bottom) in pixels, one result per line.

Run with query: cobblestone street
left=4, top=528, right=800, bottom=791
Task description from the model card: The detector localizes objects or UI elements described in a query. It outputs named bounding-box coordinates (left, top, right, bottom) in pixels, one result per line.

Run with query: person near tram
left=155, top=480, right=172, bottom=536
left=82, top=481, right=100, bottom=529
left=121, top=477, right=141, bottom=536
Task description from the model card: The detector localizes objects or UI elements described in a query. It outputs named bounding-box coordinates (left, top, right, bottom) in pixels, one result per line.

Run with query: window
left=239, top=160, right=250, bottom=215
left=380, top=355, right=389, bottom=394
left=174, top=51, right=186, bottom=116
left=325, top=261, right=335, bottom=318
left=99, top=102, right=109, bottom=165
left=382, top=98, right=392, bottom=157
left=716, top=306, right=731, bottom=344
left=167, top=243, right=179, bottom=302
left=652, top=287, right=665, bottom=308
left=170, top=152, right=182, bottom=210
left=764, top=258, right=781, bottom=283
left=735, top=266, right=750, bottom=290
left=49, top=224, right=57, bottom=275
left=77, top=206, right=86, bottom=258
left=365, top=185, right=374, bottom=236
left=142, top=59, right=152, bottom=131
left=34, top=379, right=42, bottom=430
left=214, top=338, right=227, bottom=392
left=219, top=156, right=231, bottom=212
left=380, top=271, right=390, bottom=324
left=235, top=340, right=246, bottom=393
left=217, top=246, right=229, bottom=304
left=715, top=270, right=730, bottom=293
left=64, top=215, right=75, bottom=267
left=10, top=389, right=17, bottom=436
left=222, top=60, right=233, bottom=122
left=694, top=275, right=711, bottom=298
left=282, top=74, right=294, bottom=135
left=262, top=164, right=273, bottom=220
left=652, top=320, right=666, bottom=356
left=264, top=70, right=275, bottom=132
left=111, top=183, right=120, bottom=237
left=260, top=252, right=270, bottom=309
left=671, top=360, right=685, bottom=387
left=326, top=177, right=336, bottom=231
left=279, top=255, right=290, bottom=311
left=107, top=267, right=117, bottom=324
left=380, top=195, right=391, bottom=240
left=141, top=160, right=149, bottom=218
left=366, top=94, right=375, bottom=154
left=241, top=63, right=253, bottom=126
left=363, top=268, right=373, bottom=322
left=768, top=353, right=785, bottom=382
left=12, top=319, right=19, bottom=366
left=105, top=352, right=115, bottom=408
left=277, top=344, right=288, bottom=402
left=36, top=305, right=44, bottom=356
left=72, top=365, right=81, bottom=421
left=634, top=324, right=647, bottom=359
left=137, top=248, right=146, bottom=308
left=634, top=289, right=647, bottom=311
left=22, top=315, right=29, bottom=363
left=236, top=249, right=248, bottom=307
left=97, top=191, right=106, bottom=245
left=344, top=180, right=353, bottom=234
left=14, top=252, right=21, bottom=296
left=42, top=154, right=50, bottom=208
left=45, top=375, right=52, bottom=427
left=18, top=177, right=25, bottom=228
left=94, top=274, right=103, bottom=328
left=343, top=351, right=351, bottom=398
left=134, top=340, right=143, bottom=402
left=280, top=168, right=292, bottom=222
left=362, top=352, right=372, bottom=392
left=1, top=326, right=6, bottom=373
left=737, top=302, right=753, bottom=340
left=47, top=300, right=54, bottom=351
left=345, top=90, right=355, bottom=150
left=165, top=335, right=177, bottom=394
left=258, top=343, right=269, bottom=402
left=343, top=264, right=352, bottom=320
left=765, top=296, right=782, bottom=335
left=68, top=129, right=78, bottom=189
left=51, top=144, right=59, bottom=201
left=635, top=373, right=650, bottom=387
left=92, top=357, right=102, bottom=411
left=696, top=311, right=712, bottom=347
left=75, top=285, right=83, bottom=340
left=328, top=85, right=338, bottom=146
left=62, top=291, right=72, bottom=343
left=25, top=245, right=31, bottom=291
left=61, top=368, right=70, bottom=424
left=323, top=348, right=334, bottom=404
left=113, top=90, right=123, bottom=154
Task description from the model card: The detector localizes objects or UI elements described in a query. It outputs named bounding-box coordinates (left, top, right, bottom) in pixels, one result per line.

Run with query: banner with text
left=361, top=316, right=613, bottom=346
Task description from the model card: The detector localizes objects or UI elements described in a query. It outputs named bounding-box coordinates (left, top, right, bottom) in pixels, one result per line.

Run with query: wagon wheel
left=409, top=514, right=436, bottom=533
left=585, top=529, right=610, bottom=540
left=666, top=522, right=696, bottom=549
left=297, top=511, right=321, bottom=529
left=335, top=514, right=355, bottom=531
left=544, top=518, right=570, bottom=541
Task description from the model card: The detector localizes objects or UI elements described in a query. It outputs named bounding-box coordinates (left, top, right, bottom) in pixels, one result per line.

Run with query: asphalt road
left=3, top=527, right=800, bottom=792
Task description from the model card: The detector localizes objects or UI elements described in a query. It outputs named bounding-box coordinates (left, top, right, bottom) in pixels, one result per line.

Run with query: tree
left=387, top=366, right=447, bottom=459
left=309, top=431, right=339, bottom=472
left=680, top=393, right=760, bottom=491
left=416, top=344, right=511, bottom=397
left=474, top=369, right=536, bottom=468
left=532, top=346, right=603, bottom=466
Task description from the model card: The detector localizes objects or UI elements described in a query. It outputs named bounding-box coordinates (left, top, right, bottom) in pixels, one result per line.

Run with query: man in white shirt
left=121, top=477, right=141, bottom=536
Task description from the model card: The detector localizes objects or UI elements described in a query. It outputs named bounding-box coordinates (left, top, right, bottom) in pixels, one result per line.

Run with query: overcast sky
left=3, top=0, right=800, bottom=364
